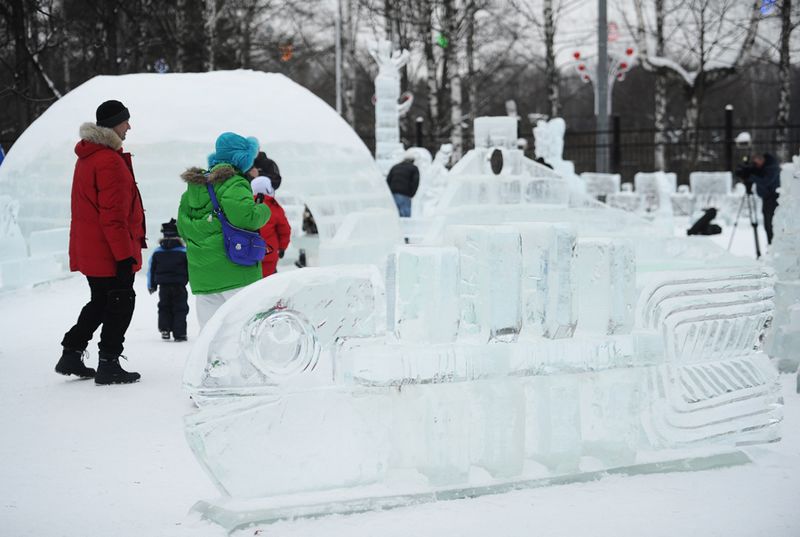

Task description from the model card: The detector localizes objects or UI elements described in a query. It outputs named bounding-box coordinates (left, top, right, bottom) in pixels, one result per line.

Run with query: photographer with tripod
left=735, top=152, right=781, bottom=245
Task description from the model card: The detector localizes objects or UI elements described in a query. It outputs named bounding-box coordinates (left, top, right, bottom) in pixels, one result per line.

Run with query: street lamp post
left=597, top=0, right=609, bottom=173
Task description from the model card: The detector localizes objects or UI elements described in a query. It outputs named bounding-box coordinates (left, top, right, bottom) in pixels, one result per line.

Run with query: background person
left=737, top=152, right=781, bottom=244
left=386, top=149, right=420, bottom=217
left=57, top=99, right=145, bottom=385
left=147, top=218, right=189, bottom=341
left=251, top=152, right=291, bottom=277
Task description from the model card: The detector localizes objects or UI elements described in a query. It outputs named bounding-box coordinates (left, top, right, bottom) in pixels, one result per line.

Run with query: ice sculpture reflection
left=183, top=118, right=782, bottom=531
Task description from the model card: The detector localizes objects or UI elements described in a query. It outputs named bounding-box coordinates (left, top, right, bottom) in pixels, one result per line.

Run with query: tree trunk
left=776, top=0, right=792, bottom=161
left=105, top=3, right=120, bottom=74
left=653, top=74, right=667, bottom=170
left=421, top=0, right=440, bottom=142
left=10, top=0, right=30, bottom=131
left=240, top=10, right=252, bottom=69
left=683, top=86, right=701, bottom=165
left=205, top=0, right=217, bottom=71
left=445, top=0, right=463, bottom=160
left=465, top=0, right=477, bottom=147
left=342, top=0, right=358, bottom=127
left=176, top=0, right=188, bottom=72
left=653, top=0, right=666, bottom=170
left=544, top=0, right=559, bottom=118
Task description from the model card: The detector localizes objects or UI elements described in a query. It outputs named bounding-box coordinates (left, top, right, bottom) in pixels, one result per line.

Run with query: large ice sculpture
left=414, top=144, right=453, bottom=218
left=184, top=226, right=781, bottom=531
left=688, top=171, right=745, bottom=224
left=0, top=71, right=398, bottom=289
left=581, top=172, right=620, bottom=201
left=765, top=157, right=800, bottom=371
left=634, top=171, right=677, bottom=213
left=533, top=117, right=576, bottom=178
left=607, top=182, right=644, bottom=214
left=182, top=116, right=782, bottom=531
left=369, top=40, right=411, bottom=176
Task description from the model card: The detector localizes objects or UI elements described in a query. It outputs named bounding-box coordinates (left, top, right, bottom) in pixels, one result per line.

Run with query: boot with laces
left=55, top=348, right=95, bottom=379
left=95, top=353, right=141, bottom=385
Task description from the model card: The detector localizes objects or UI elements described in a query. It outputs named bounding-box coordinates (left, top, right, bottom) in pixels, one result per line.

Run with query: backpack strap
left=206, top=183, right=229, bottom=226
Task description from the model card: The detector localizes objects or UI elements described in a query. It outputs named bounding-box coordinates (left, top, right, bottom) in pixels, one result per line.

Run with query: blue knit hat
left=208, top=132, right=260, bottom=173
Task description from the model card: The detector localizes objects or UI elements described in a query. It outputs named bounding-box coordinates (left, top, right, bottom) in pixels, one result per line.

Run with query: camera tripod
left=727, top=185, right=761, bottom=259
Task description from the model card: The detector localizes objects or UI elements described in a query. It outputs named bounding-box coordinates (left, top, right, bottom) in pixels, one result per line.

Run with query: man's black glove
left=278, top=249, right=285, bottom=259
left=116, top=257, right=136, bottom=280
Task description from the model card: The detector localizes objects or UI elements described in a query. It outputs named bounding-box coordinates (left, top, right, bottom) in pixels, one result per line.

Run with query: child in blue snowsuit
left=147, top=219, right=189, bottom=341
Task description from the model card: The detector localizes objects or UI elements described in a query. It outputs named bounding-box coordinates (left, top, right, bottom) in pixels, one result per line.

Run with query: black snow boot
left=95, top=353, right=141, bottom=385
left=55, top=348, right=96, bottom=379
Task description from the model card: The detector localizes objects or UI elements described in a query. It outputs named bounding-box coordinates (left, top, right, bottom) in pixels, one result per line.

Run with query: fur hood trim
left=79, top=122, right=123, bottom=151
left=180, top=165, right=238, bottom=185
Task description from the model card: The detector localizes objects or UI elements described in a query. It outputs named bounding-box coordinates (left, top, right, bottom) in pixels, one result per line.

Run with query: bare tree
left=630, top=0, right=761, bottom=164
left=775, top=0, right=800, bottom=160
left=509, top=0, right=582, bottom=119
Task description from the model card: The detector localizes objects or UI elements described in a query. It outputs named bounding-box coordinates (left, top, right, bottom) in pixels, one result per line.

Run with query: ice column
left=369, top=40, right=411, bottom=175
left=766, top=157, right=800, bottom=371
left=574, top=238, right=636, bottom=335
left=445, top=225, right=522, bottom=342
left=515, top=222, right=577, bottom=339
left=391, top=246, right=461, bottom=343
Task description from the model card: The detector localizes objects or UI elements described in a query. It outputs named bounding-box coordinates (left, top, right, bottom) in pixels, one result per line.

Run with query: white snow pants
left=195, top=289, right=241, bottom=329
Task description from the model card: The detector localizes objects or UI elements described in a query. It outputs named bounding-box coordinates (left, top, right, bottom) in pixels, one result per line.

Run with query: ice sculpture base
left=191, top=449, right=752, bottom=534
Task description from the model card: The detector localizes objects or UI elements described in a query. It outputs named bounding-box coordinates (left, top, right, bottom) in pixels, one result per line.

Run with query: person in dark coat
left=56, top=99, right=145, bottom=385
left=251, top=152, right=291, bottom=277
left=147, top=219, right=189, bottom=341
left=386, top=149, right=420, bottom=217
left=748, top=153, right=781, bottom=244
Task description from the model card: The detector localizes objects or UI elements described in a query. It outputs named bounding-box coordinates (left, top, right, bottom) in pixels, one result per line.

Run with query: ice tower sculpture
left=369, top=40, right=412, bottom=176
left=415, top=144, right=453, bottom=217
left=533, top=118, right=575, bottom=178
left=765, top=157, right=800, bottom=372
left=182, top=116, right=783, bottom=533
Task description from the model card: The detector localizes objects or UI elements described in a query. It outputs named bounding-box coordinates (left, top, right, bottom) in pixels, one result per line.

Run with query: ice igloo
left=0, top=70, right=398, bottom=288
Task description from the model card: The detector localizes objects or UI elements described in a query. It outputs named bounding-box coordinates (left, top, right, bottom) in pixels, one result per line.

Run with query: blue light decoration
left=760, top=0, right=777, bottom=15
left=154, top=58, right=170, bottom=74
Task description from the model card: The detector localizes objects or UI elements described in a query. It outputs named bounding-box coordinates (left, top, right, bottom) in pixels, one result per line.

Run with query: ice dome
left=0, top=70, right=397, bottom=261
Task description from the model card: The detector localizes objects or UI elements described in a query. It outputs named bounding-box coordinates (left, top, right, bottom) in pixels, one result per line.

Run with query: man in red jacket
left=56, top=100, right=146, bottom=385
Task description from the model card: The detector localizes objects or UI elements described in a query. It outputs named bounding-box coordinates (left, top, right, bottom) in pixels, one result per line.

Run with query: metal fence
left=560, top=122, right=800, bottom=184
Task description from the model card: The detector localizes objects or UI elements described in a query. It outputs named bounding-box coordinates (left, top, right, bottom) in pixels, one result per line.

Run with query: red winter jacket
left=68, top=123, right=147, bottom=277
left=256, top=195, right=291, bottom=277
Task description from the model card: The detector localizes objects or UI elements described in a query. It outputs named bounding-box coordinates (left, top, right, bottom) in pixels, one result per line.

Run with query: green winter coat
left=177, top=164, right=270, bottom=294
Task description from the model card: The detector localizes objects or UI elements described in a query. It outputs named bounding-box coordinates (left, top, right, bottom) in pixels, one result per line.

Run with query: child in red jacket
left=251, top=152, right=291, bottom=277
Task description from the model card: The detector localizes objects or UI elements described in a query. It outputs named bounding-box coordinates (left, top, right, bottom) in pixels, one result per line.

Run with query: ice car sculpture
left=183, top=117, right=782, bottom=532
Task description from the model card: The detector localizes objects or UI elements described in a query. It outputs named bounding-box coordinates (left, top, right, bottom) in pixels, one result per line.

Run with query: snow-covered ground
left=1, top=220, right=798, bottom=537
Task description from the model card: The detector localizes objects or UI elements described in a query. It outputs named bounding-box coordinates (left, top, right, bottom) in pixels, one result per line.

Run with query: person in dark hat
left=147, top=218, right=189, bottom=341
left=56, top=99, right=145, bottom=385
left=250, top=152, right=291, bottom=277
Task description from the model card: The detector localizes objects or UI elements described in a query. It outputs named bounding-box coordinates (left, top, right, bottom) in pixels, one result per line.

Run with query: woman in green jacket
left=177, top=132, right=271, bottom=328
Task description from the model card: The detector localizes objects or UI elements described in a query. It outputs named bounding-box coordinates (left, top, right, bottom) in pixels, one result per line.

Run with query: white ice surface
left=0, top=223, right=798, bottom=537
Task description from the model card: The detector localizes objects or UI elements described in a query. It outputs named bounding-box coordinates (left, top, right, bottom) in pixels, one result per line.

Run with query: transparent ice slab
left=183, top=223, right=783, bottom=526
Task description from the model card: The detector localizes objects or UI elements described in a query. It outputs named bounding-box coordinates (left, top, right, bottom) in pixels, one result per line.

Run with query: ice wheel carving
left=242, top=308, right=320, bottom=382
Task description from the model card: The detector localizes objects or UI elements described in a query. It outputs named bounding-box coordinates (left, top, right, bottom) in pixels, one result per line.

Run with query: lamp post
left=572, top=43, right=635, bottom=172
left=597, top=0, right=608, bottom=173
